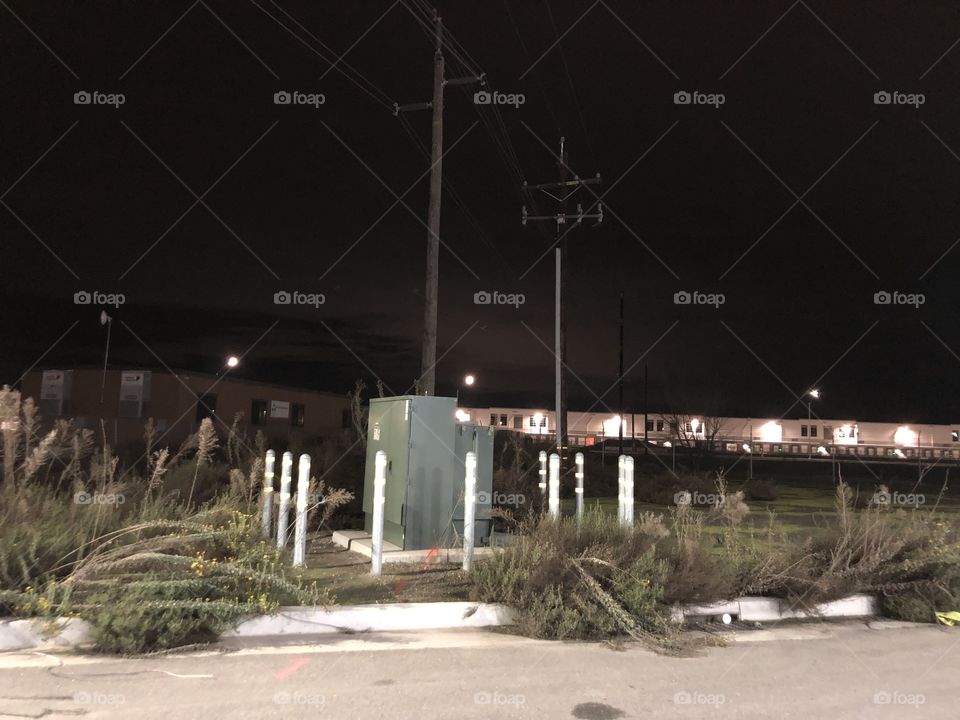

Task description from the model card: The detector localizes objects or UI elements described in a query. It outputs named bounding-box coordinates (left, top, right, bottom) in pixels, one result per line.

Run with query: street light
left=226, top=355, right=239, bottom=368
left=456, top=373, right=476, bottom=405
left=807, top=389, right=820, bottom=459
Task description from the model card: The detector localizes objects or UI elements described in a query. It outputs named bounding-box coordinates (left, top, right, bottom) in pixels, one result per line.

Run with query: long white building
left=458, top=406, right=960, bottom=461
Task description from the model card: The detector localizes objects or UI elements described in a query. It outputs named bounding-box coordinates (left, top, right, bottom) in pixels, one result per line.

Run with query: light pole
left=806, top=389, right=820, bottom=459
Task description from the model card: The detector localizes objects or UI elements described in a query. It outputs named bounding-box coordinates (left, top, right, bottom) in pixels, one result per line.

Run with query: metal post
left=548, top=452, right=560, bottom=519
left=261, top=450, right=275, bottom=538
left=623, top=456, right=634, bottom=528
left=371, top=450, right=387, bottom=576
left=538, top=450, right=547, bottom=507
left=575, top=452, right=584, bottom=523
left=293, top=454, right=310, bottom=568
left=462, top=451, right=477, bottom=571
left=275, top=452, right=292, bottom=549
left=617, top=454, right=625, bottom=524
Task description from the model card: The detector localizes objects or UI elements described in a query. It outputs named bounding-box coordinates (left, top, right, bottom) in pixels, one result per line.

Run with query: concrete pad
left=331, top=530, right=500, bottom=564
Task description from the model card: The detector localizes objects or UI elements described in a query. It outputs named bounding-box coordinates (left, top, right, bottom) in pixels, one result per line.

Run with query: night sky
left=3, top=1, right=960, bottom=423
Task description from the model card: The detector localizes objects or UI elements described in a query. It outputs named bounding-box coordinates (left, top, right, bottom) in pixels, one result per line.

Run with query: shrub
left=471, top=510, right=686, bottom=653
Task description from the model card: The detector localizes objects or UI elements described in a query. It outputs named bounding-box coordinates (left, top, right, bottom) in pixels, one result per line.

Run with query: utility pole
left=395, top=9, right=482, bottom=396
left=618, top=292, right=624, bottom=454
left=522, top=138, right=602, bottom=457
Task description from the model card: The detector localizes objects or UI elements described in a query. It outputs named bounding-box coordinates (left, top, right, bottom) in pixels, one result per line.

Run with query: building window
left=529, top=416, right=537, bottom=428
left=645, top=419, right=654, bottom=432
left=656, top=419, right=664, bottom=432
left=490, top=414, right=498, bottom=426
left=801, top=425, right=808, bottom=437
left=500, top=414, right=508, bottom=427
left=953, top=431, right=959, bottom=443
left=196, top=394, right=216, bottom=422
left=684, top=422, right=692, bottom=433
left=251, top=399, right=267, bottom=426
left=513, top=415, right=522, bottom=429
left=291, top=403, right=305, bottom=427
left=810, top=425, right=817, bottom=437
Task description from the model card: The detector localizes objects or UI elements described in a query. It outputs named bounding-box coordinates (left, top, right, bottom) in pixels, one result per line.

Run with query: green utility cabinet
left=362, top=396, right=494, bottom=550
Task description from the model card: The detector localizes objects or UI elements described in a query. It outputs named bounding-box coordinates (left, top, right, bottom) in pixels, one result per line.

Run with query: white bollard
left=623, top=456, right=635, bottom=528
left=538, top=450, right=547, bottom=507
left=292, top=454, right=310, bottom=568
left=575, top=452, right=584, bottom=523
left=617, top=455, right=626, bottom=524
left=276, top=452, right=293, bottom=549
left=261, top=450, right=275, bottom=538
left=462, top=451, right=477, bottom=571
left=548, top=452, right=560, bottom=519
left=371, top=450, right=387, bottom=577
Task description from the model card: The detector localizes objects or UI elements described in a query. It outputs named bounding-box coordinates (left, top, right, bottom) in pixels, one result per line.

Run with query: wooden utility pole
left=396, top=10, right=481, bottom=396
left=522, top=139, right=602, bottom=457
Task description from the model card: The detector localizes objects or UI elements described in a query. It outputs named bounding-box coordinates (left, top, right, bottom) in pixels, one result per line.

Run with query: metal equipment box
left=362, top=396, right=494, bottom=550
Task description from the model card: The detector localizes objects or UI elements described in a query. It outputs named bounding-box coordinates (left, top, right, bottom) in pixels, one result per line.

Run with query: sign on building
left=270, top=400, right=290, bottom=419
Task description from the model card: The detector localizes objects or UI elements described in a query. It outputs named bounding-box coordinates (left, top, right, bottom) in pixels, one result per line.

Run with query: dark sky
left=2, top=0, right=960, bottom=423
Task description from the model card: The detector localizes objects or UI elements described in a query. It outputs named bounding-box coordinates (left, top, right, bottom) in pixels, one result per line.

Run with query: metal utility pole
left=522, top=138, right=602, bottom=457
left=395, top=9, right=482, bottom=396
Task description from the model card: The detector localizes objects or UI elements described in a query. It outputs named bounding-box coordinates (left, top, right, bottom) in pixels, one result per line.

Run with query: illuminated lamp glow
left=894, top=426, right=917, bottom=447
left=455, top=409, right=470, bottom=422
left=759, top=421, right=782, bottom=442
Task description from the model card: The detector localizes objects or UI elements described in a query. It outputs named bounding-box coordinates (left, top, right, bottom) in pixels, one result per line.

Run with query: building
left=20, top=368, right=352, bottom=449
left=460, top=406, right=960, bottom=462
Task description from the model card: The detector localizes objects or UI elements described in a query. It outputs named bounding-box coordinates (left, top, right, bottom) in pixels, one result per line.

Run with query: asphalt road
left=1, top=622, right=957, bottom=719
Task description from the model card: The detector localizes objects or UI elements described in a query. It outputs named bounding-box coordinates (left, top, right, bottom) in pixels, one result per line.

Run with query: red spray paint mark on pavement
left=274, top=657, right=310, bottom=680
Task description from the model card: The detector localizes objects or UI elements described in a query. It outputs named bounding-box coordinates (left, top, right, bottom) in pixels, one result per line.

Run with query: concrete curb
left=224, top=602, right=515, bottom=637
left=0, top=617, right=94, bottom=652
left=0, top=594, right=880, bottom=651
left=0, top=602, right=515, bottom=651
left=671, top=594, right=878, bottom=623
